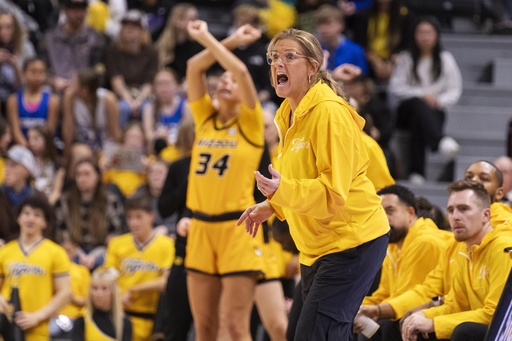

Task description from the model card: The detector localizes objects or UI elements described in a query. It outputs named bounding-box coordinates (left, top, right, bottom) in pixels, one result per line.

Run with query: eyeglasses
left=266, top=51, right=307, bottom=65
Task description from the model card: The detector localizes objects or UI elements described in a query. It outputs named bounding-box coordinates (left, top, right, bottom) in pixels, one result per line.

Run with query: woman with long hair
left=54, top=158, right=126, bottom=270
left=62, top=67, right=120, bottom=159
left=27, top=125, right=65, bottom=205
left=72, top=267, right=132, bottom=341
left=389, top=17, right=462, bottom=183
left=0, top=9, right=36, bottom=112
left=155, top=3, right=200, bottom=80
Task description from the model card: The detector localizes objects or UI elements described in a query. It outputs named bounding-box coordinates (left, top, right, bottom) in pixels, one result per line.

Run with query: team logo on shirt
left=228, top=128, right=237, bottom=136
left=478, top=265, right=489, bottom=279
left=121, top=258, right=160, bottom=274
left=8, top=262, right=45, bottom=277
left=290, top=137, right=310, bottom=152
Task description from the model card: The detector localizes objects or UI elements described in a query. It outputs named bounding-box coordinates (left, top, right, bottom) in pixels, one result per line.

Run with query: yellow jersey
left=59, top=262, right=90, bottom=319
left=0, top=239, right=70, bottom=341
left=104, top=233, right=175, bottom=314
left=187, top=94, right=264, bottom=215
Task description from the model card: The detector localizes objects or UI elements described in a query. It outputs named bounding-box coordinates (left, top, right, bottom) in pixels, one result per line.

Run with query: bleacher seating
left=399, top=32, right=512, bottom=209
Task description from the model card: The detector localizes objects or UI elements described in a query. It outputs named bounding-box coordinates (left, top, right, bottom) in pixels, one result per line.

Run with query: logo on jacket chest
left=290, top=137, right=310, bottom=152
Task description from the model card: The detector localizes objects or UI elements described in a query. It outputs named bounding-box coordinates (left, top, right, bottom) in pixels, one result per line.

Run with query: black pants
left=396, top=97, right=445, bottom=176
left=294, top=234, right=389, bottom=341
left=287, top=282, right=303, bottom=341
left=418, top=322, right=488, bottom=341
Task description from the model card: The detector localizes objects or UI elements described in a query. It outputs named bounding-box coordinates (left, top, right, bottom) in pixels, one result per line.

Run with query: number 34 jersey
left=187, top=94, right=264, bottom=215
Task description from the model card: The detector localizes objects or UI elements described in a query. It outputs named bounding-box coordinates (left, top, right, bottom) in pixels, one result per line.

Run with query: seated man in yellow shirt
left=401, top=180, right=512, bottom=341
left=377, top=160, right=512, bottom=334
left=355, top=185, right=447, bottom=340
left=104, top=194, right=174, bottom=341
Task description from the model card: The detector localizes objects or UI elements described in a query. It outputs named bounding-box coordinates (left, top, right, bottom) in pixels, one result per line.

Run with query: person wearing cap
left=105, top=9, right=158, bottom=128
left=0, top=145, right=40, bottom=217
left=40, top=0, right=107, bottom=94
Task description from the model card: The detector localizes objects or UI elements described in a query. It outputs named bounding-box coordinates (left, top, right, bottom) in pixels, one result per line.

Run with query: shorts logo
left=290, top=137, right=310, bottom=152
left=254, top=246, right=262, bottom=257
left=8, top=262, right=45, bottom=278
left=121, top=258, right=160, bottom=274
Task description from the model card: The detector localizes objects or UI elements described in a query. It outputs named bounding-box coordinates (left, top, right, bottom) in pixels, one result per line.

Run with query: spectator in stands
left=127, top=0, right=172, bottom=42
left=54, top=158, right=126, bottom=270
left=351, top=0, right=414, bottom=84
left=343, top=74, right=393, bottom=156
left=72, top=267, right=133, bottom=340
left=40, top=0, right=107, bottom=95
left=494, top=155, right=512, bottom=205
left=27, top=125, right=65, bottom=205
left=0, top=145, right=39, bottom=213
left=0, top=8, right=36, bottom=113
left=142, top=68, right=190, bottom=152
left=295, top=0, right=336, bottom=34
left=106, top=9, right=158, bottom=127
left=133, top=158, right=176, bottom=235
left=102, top=122, right=147, bottom=198
left=0, top=116, right=11, bottom=183
left=355, top=184, right=448, bottom=341
left=155, top=3, right=200, bottom=81
left=388, top=17, right=462, bottom=184
left=0, top=195, right=72, bottom=341
left=314, top=4, right=369, bottom=73
left=7, top=58, right=59, bottom=147
left=401, top=180, right=512, bottom=341
left=104, top=194, right=174, bottom=341
left=62, top=67, right=120, bottom=158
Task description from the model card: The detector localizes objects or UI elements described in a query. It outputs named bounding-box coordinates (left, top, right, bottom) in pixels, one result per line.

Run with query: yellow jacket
left=363, top=217, right=446, bottom=305
left=269, top=81, right=389, bottom=266
left=361, top=132, right=395, bottom=191
left=423, top=227, right=512, bottom=339
left=388, top=202, right=512, bottom=318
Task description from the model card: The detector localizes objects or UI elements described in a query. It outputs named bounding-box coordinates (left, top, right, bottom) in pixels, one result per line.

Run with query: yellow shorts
left=186, top=217, right=264, bottom=277
left=129, top=315, right=154, bottom=341
left=256, top=228, right=281, bottom=282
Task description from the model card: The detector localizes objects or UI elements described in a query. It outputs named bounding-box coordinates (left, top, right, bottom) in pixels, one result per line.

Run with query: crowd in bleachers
left=0, top=0, right=511, bottom=340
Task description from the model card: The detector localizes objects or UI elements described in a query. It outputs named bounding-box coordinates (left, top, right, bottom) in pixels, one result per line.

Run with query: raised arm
left=186, top=20, right=261, bottom=107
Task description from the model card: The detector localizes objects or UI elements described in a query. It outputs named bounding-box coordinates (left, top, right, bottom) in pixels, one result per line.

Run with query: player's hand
left=14, top=311, right=42, bottom=330
left=233, top=24, right=261, bottom=46
left=187, top=20, right=209, bottom=42
left=177, top=218, right=191, bottom=237
left=332, top=63, right=362, bottom=83
left=0, top=295, right=10, bottom=316
left=401, top=311, right=431, bottom=341
left=237, top=201, right=275, bottom=237
left=358, top=305, right=380, bottom=320
left=255, top=164, right=280, bottom=198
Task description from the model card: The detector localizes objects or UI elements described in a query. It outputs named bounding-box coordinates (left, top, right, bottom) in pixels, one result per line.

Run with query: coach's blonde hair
left=267, top=28, right=347, bottom=100
left=87, top=267, right=123, bottom=341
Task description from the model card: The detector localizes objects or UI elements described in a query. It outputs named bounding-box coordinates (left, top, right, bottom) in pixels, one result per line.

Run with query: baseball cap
left=121, top=10, right=148, bottom=29
left=62, top=0, right=88, bottom=9
left=6, top=145, right=39, bottom=177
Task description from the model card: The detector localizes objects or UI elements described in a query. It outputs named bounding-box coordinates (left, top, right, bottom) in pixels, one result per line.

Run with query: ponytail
left=316, top=69, right=348, bottom=101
